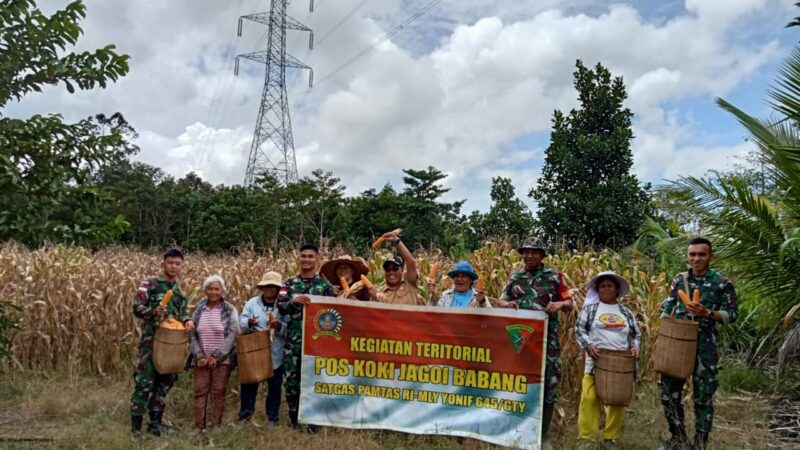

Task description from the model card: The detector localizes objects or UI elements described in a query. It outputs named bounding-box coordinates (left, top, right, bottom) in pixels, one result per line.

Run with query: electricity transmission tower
left=236, top=0, right=314, bottom=186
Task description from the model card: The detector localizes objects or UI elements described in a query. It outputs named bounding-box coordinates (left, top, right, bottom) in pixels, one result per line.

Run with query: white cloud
left=3, top=0, right=790, bottom=212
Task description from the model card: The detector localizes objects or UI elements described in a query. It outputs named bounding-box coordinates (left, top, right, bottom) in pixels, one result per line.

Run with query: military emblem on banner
left=506, top=324, right=535, bottom=354
left=313, top=308, right=343, bottom=340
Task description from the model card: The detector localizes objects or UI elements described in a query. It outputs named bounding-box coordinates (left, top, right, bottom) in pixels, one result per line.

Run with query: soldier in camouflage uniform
left=498, top=237, right=573, bottom=445
left=130, top=249, right=194, bottom=436
left=659, top=237, right=738, bottom=450
left=276, top=243, right=334, bottom=428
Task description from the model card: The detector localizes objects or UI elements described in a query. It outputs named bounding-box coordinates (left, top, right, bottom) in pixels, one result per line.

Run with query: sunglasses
left=384, top=265, right=402, bottom=272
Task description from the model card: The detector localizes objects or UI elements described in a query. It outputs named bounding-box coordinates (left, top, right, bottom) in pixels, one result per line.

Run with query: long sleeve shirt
left=239, top=295, right=288, bottom=369
left=661, top=269, right=738, bottom=335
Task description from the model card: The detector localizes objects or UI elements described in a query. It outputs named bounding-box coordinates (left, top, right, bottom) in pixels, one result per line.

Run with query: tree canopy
left=530, top=60, right=651, bottom=249
left=0, top=0, right=131, bottom=246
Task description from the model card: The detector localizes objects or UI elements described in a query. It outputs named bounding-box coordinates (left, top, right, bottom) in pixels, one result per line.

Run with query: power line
left=314, top=0, right=441, bottom=86
left=314, top=0, right=370, bottom=48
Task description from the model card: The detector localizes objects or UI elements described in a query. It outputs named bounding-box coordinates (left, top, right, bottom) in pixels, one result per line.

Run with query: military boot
left=131, top=415, right=143, bottom=436
left=692, top=433, right=708, bottom=450
left=658, top=425, right=688, bottom=450
left=147, top=410, right=174, bottom=436
left=541, top=403, right=555, bottom=440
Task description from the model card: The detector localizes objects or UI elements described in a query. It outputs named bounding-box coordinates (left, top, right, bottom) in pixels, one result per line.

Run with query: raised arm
left=395, top=238, right=418, bottom=285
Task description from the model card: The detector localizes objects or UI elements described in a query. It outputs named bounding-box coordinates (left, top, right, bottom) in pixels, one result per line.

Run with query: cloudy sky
left=7, top=0, right=797, bottom=212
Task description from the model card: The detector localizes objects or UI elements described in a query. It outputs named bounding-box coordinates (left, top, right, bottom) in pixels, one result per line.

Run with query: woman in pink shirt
left=189, top=275, right=239, bottom=431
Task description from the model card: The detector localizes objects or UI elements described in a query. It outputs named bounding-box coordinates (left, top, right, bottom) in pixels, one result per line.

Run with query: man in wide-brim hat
left=320, top=255, right=375, bottom=301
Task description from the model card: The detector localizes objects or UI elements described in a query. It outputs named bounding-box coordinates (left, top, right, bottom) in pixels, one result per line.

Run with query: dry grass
left=0, top=372, right=788, bottom=450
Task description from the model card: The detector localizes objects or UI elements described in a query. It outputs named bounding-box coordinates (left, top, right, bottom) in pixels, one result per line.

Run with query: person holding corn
left=427, top=261, right=492, bottom=308
left=238, top=271, right=288, bottom=425
left=320, top=255, right=377, bottom=301
left=130, top=249, right=194, bottom=437
left=659, top=237, right=738, bottom=450
left=373, top=229, right=426, bottom=305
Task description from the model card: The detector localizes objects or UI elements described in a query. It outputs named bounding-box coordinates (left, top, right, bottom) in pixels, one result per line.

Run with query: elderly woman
left=321, top=255, right=377, bottom=301
left=427, top=261, right=491, bottom=308
left=189, top=275, right=239, bottom=431
left=575, top=271, right=641, bottom=445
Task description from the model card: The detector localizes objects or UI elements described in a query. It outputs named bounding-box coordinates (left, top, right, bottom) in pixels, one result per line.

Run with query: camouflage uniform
left=130, top=276, right=190, bottom=416
left=276, top=274, right=334, bottom=426
left=660, top=269, right=738, bottom=438
left=500, top=266, right=572, bottom=405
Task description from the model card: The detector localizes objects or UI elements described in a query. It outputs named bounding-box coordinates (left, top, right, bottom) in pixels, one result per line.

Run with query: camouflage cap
left=517, top=237, right=547, bottom=255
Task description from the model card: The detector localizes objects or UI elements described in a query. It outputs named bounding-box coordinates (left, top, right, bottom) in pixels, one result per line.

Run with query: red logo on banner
left=313, top=308, right=343, bottom=340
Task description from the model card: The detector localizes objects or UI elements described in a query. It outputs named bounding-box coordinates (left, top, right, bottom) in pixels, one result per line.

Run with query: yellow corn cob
left=160, top=317, right=185, bottom=330
left=360, top=275, right=373, bottom=289
left=678, top=290, right=691, bottom=306
left=693, top=289, right=701, bottom=303
left=429, top=261, right=441, bottom=280
left=371, top=228, right=403, bottom=249
left=476, top=277, right=484, bottom=291
left=159, top=289, right=173, bottom=307
left=340, top=276, right=351, bottom=296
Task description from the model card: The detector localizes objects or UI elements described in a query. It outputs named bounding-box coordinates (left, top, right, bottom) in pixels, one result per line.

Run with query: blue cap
left=447, top=261, right=478, bottom=281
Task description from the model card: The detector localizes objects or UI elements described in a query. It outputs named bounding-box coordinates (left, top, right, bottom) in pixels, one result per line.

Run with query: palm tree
left=672, top=48, right=800, bottom=372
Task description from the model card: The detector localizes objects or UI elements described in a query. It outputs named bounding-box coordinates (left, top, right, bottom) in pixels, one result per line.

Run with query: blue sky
left=7, top=0, right=798, bottom=212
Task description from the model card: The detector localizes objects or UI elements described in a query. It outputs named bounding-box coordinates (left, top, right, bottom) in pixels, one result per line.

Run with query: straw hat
left=321, top=255, right=369, bottom=284
left=585, top=271, right=632, bottom=306
left=256, top=271, right=283, bottom=288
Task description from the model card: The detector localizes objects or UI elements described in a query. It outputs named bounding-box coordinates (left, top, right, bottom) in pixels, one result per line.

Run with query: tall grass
left=1, top=242, right=667, bottom=398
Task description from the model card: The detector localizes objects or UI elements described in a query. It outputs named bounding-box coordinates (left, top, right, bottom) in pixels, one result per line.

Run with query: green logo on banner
left=506, top=324, right=534, bottom=354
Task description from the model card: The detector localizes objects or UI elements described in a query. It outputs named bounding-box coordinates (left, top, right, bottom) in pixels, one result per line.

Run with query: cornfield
left=1, top=242, right=668, bottom=398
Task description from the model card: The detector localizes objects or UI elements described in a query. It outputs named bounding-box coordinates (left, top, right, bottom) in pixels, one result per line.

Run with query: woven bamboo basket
left=236, top=330, right=273, bottom=384
left=152, top=327, right=189, bottom=374
left=653, top=317, right=698, bottom=379
left=595, top=349, right=636, bottom=407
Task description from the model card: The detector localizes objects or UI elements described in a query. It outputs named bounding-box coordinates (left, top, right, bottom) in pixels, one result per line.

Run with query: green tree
left=0, top=0, right=130, bottom=245
left=335, top=185, right=408, bottom=250
left=192, top=185, right=267, bottom=253
left=530, top=60, right=650, bottom=249
left=481, top=177, right=535, bottom=241
left=674, top=48, right=800, bottom=370
left=401, top=166, right=465, bottom=248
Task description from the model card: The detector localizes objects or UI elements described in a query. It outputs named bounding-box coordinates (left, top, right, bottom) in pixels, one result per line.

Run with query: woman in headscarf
left=189, top=275, right=239, bottom=431
left=575, top=271, right=641, bottom=445
left=427, top=261, right=491, bottom=308
left=321, top=255, right=377, bottom=301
